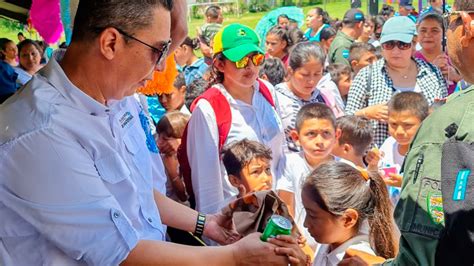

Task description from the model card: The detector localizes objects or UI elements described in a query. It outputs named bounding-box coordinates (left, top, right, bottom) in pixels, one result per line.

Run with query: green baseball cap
left=380, top=16, right=416, bottom=44
left=213, top=23, right=264, bottom=62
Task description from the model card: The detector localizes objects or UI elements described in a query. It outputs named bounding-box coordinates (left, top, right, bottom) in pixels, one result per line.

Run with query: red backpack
left=177, top=79, right=275, bottom=209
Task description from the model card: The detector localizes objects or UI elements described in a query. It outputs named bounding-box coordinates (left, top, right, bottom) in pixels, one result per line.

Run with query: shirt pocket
left=95, top=151, right=130, bottom=184
left=123, top=131, right=153, bottom=185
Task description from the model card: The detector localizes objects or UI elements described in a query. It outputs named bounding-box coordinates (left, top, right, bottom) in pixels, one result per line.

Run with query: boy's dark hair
left=18, top=32, right=24, bottom=37
left=156, top=111, right=190, bottom=139
left=336, top=115, right=373, bottom=156
left=320, top=27, right=337, bottom=42
left=71, top=0, right=173, bottom=42
left=295, top=103, right=336, bottom=132
left=185, top=78, right=209, bottom=110
left=205, top=5, right=221, bottom=19
left=327, top=63, right=352, bottom=85
left=348, top=42, right=376, bottom=62
left=388, top=92, right=430, bottom=121
left=221, top=139, right=272, bottom=178
left=454, top=0, right=474, bottom=10
left=173, top=72, right=186, bottom=90
left=303, top=161, right=396, bottom=259
left=259, top=58, right=286, bottom=86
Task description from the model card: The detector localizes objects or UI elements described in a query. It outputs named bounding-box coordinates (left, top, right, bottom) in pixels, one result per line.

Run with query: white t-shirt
left=313, top=233, right=375, bottom=266
left=379, top=136, right=404, bottom=205
left=276, top=152, right=317, bottom=249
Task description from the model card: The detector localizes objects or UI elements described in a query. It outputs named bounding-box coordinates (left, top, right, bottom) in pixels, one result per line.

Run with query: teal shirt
left=304, top=24, right=329, bottom=42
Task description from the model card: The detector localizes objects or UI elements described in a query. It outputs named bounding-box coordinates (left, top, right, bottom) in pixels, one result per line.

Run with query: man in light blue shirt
left=0, top=0, right=289, bottom=265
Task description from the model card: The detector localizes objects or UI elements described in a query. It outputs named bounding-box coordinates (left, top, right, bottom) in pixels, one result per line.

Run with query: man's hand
left=232, top=233, right=289, bottom=266
left=203, top=213, right=241, bottom=245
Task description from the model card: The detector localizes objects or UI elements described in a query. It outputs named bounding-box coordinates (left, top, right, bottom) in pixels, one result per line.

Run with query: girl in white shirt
left=304, top=161, right=397, bottom=265
left=185, top=24, right=285, bottom=215
left=270, top=161, right=397, bottom=265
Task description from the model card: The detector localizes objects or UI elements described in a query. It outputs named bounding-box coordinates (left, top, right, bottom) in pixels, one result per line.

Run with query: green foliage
left=1, top=18, right=23, bottom=32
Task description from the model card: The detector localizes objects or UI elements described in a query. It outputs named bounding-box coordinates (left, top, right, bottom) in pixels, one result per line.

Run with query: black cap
left=343, top=8, right=365, bottom=23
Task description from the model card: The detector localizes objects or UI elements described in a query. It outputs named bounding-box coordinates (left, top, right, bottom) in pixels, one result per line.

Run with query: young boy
left=326, top=63, right=353, bottom=110
left=221, top=139, right=273, bottom=198
left=368, top=92, right=430, bottom=204
left=158, top=72, right=189, bottom=114
left=332, top=115, right=373, bottom=168
left=258, top=58, right=286, bottom=86
left=197, top=5, right=223, bottom=63
left=348, top=42, right=377, bottom=75
left=277, top=103, right=340, bottom=250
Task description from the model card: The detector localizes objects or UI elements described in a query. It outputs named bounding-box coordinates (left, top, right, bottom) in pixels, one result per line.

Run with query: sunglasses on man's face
left=234, top=53, right=265, bottom=69
left=381, top=41, right=412, bottom=50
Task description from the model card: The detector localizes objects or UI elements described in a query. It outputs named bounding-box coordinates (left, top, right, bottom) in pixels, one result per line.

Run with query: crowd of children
left=133, top=2, right=455, bottom=264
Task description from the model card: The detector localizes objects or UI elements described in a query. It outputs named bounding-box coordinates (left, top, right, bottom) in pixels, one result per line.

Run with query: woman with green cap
left=345, top=16, right=448, bottom=147
left=181, top=23, right=285, bottom=217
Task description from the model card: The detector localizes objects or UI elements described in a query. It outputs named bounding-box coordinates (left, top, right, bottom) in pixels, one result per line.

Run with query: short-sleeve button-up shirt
left=0, top=53, right=167, bottom=265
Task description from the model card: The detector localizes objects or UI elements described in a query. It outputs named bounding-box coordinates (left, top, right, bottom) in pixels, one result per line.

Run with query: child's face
left=362, top=21, right=375, bottom=39
left=302, top=190, right=352, bottom=245
left=278, top=17, right=290, bottom=28
left=356, top=52, right=377, bottom=71
left=337, top=74, right=352, bottom=97
left=158, top=86, right=185, bottom=112
left=289, top=58, right=324, bottom=100
left=296, top=118, right=337, bottom=162
left=388, top=110, right=422, bottom=146
left=265, top=33, right=287, bottom=58
left=239, top=157, right=273, bottom=193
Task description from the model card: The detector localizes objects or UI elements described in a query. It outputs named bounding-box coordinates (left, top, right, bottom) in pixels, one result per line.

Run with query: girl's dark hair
left=287, top=28, right=307, bottom=48
left=0, top=38, right=14, bottom=60
left=372, top=15, right=386, bottom=32
left=320, top=27, right=337, bottom=42
left=259, top=57, right=286, bottom=86
left=313, top=7, right=331, bottom=25
left=209, top=52, right=225, bottom=86
left=288, top=41, right=325, bottom=70
left=18, top=39, right=42, bottom=55
left=267, top=26, right=291, bottom=52
left=181, top=36, right=200, bottom=50
left=379, top=4, right=395, bottom=18
left=303, top=162, right=396, bottom=259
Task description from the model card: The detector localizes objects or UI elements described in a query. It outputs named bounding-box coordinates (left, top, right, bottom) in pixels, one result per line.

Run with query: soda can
left=260, top=214, right=292, bottom=241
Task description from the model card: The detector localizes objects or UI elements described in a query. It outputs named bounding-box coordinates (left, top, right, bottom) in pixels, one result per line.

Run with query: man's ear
left=460, top=12, right=474, bottom=47
left=335, top=128, right=342, bottom=139
left=289, top=129, right=300, bottom=146
left=98, top=28, right=121, bottom=61
left=342, top=208, right=359, bottom=229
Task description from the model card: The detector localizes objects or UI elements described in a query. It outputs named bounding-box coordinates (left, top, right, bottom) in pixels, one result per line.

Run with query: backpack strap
left=256, top=79, right=275, bottom=107
left=179, top=86, right=232, bottom=209
left=178, top=80, right=274, bottom=209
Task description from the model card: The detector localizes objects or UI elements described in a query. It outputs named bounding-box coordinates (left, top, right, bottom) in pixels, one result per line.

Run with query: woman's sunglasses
left=381, top=41, right=412, bottom=50
left=234, top=53, right=265, bottom=69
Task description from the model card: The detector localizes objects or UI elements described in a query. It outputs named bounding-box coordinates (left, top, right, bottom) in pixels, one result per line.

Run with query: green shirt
left=327, top=31, right=354, bottom=67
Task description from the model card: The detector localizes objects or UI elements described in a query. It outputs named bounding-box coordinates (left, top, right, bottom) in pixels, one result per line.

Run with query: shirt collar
left=326, top=234, right=371, bottom=265
left=38, top=49, right=110, bottom=116
left=380, top=57, right=431, bottom=79
left=275, top=82, right=321, bottom=103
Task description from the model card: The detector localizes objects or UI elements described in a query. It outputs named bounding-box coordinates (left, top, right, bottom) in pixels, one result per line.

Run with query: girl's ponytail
left=367, top=172, right=397, bottom=259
